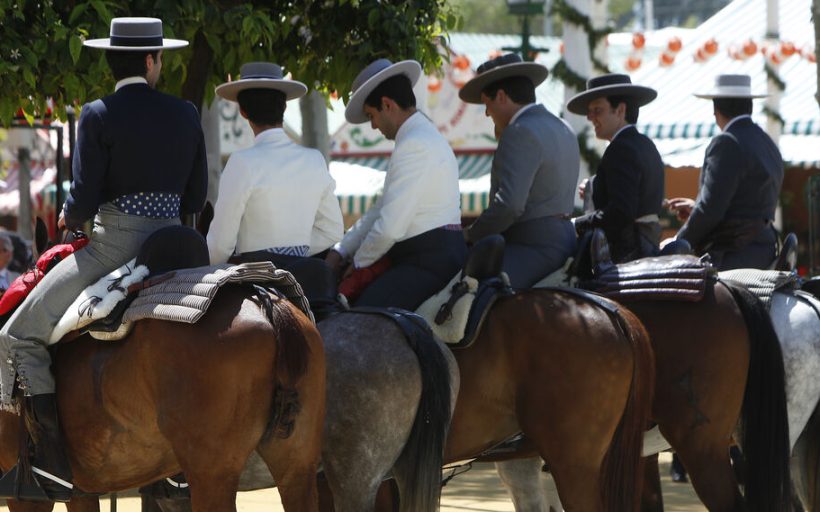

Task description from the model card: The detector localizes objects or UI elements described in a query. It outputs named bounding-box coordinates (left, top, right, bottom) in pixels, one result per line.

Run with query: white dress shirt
left=207, top=128, right=344, bottom=264
left=336, top=111, right=462, bottom=268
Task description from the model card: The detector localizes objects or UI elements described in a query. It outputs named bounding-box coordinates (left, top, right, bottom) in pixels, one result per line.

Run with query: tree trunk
left=17, top=147, right=32, bottom=241
left=814, top=0, right=820, bottom=107
left=200, top=100, right=221, bottom=206
left=180, top=29, right=215, bottom=113
left=299, top=91, right=330, bottom=160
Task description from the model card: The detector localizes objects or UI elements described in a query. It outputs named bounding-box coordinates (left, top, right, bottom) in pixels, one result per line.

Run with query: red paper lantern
left=427, top=76, right=443, bottom=93
left=667, top=37, right=682, bottom=53
left=625, top=56, right=642, bottom=71
left=742, top=39, right=757, bottom=57
left=453, top=55, right=471, bottom=70
left=780, top=41, right=796, bottom=56
left=632, top=32, right=646, bottom=50
left=704, top=38, right=718, bottom=55
left=659, top=51, right=675, bottom=66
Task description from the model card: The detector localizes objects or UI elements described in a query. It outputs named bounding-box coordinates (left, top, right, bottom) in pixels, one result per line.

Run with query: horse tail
left=600, top=307, right=655, bottom=512
left=722, top=280, right=792, bottom=512
left=391, top=312, right=453, bottom=512
left=253, top=285, right=311, bottom=442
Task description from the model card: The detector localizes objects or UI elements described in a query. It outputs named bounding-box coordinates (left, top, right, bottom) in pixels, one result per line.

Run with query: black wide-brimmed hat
left=566, top=74, right=657, bottom=115
left=345, top=59, right=422, bottom=124
left=215, top=62, right=308, bottom=102
left=459, top=53, right=548, bottom=104
left=84, top=17, right=188, bottom=51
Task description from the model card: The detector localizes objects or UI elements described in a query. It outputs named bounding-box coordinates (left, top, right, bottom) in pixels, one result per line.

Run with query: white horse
left=495, top=285, right=820, bottom=511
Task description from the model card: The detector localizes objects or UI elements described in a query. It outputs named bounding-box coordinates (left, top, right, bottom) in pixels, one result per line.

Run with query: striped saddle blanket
left=52, top=261, right=312, bottom=342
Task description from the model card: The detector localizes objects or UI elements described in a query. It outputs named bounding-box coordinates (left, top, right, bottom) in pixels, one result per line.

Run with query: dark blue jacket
left=65, top=83, right=207, bottom=230
left=678, top=116, right=783, bottom=257
left=586, top=125, right=665, bottom=262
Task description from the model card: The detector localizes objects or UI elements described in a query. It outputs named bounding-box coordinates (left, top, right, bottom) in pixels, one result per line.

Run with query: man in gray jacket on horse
left=459, top=53, right=580, bottom=289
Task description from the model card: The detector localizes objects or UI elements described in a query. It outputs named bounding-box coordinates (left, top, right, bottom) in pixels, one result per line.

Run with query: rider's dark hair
left=481, top=76, right=537, bottom=105
left=364, top=74, right=416, bottom=111
left=105, top=50, right=160, bottom=81
left=713, top=98, right=753, bottom=119
left=605, top=95, right=640, bottom=124
left=237, top=88, right=286, bottom=126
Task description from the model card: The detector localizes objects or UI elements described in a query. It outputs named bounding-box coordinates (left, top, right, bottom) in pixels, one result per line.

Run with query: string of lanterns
left=623, top=32, right=815, bottom=70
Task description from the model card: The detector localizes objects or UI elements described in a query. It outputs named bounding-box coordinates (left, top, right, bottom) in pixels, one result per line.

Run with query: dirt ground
left=1, top=453, right=705, bottom=511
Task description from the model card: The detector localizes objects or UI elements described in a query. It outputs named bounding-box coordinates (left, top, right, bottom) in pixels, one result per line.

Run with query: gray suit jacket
left=678, top=117, right=783, bottom=256
left=465, top=104, right=579, bottom=243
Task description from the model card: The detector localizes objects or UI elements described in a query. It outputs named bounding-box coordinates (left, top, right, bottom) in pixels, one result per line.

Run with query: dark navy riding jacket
left=64, top=83, right=207, bottom=230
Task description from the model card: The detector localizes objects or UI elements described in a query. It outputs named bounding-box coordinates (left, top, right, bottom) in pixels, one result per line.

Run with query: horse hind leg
left=674, top=442, right=743, bottom=512
left=495, top=457, right=551, bottom=512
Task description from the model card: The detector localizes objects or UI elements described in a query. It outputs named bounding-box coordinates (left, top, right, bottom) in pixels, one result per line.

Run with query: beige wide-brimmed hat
left=566, top=74, right=657, bottom=115
left=345, top=59, right=422, bottom=124
left=459, top=53, right=548, bottom=104
left=215, top=62, right=308, bottom=102
left=84, top=17, right=188, bottom=51
left=694, top=74, right=768, bottom=99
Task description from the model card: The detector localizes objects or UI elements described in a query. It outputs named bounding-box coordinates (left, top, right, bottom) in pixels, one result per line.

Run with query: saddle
left=416, top=235, right=513, bottom=348
left=56, top=226, right=311, bottom=342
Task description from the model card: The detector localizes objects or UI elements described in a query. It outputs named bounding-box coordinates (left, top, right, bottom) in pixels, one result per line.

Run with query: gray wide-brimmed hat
left=345, top=59, right=422, bottom=124
left=84, top=17, right=188, bottom=51
left=566, top=74, right=657, bottom=115
left=459, top=53, right=548, bottom=104
left=215, top=62, right=308, bottom=102
left=694, top=74, right=767, bottom=99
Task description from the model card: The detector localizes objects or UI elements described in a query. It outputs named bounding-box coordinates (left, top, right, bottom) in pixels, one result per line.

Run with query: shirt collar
left=509, top=103, right=538, bottom=126
left=723, top=114, right=752, bottom=132
left=115, top=76, right=148, bottom=92
left=612, top=124, right=635, bottom=141
left=254, top=127, right=286, bottom=144
left=395, top=111, right=426, bottom=142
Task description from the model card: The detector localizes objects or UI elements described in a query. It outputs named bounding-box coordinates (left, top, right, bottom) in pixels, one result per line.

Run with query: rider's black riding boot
left=0, top=393, right=74, bottom=502
left=29, top=393, right=74, bottom=501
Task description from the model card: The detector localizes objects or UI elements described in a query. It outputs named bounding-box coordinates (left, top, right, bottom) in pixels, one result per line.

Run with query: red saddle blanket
left=0, top=238, right=89, bottom=316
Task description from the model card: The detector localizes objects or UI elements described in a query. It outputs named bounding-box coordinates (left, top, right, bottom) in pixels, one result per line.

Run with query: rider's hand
left=57, top=211, right=66, bottom=230
left=578, top=178, right=589, bottom=200
left=666, top=198, right=695, bottom=222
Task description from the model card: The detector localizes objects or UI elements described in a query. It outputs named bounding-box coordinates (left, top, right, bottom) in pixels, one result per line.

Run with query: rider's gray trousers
left=0, top=204, right=178, bottom=406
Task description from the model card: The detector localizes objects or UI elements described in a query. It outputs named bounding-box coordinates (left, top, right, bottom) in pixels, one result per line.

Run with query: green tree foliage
left=0, top=0, right=459, bottom=126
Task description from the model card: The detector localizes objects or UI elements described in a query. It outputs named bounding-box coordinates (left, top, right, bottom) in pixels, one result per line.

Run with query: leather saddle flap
left=585, top=254, right=715, bottom=302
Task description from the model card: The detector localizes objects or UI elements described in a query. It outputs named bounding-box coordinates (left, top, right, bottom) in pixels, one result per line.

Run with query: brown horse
left=442, top=288, right=654, bottom=512
left=497, top=279, right=792, bottom=512
left=0, top=284, right=326, bottom=512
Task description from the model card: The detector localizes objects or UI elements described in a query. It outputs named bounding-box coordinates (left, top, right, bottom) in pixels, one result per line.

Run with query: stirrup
left=0, top=462, right=51, bottom=502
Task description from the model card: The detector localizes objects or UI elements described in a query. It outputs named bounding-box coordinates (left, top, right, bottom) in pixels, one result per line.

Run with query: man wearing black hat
left=667, top=74, right=783, bottom=270
left=0, top=17, right=207, bottom=501
left=208, top=62, right=343, bottom=265
left=459, top=53, right=579, bottom=288
left=568, top=74, right=665, bottom=263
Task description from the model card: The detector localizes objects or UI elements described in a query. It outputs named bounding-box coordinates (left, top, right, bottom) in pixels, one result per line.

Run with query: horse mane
left=251, top=284, right=311, bottom=441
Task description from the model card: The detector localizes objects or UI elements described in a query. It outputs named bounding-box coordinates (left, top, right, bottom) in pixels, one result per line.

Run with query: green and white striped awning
left=332, top=152, right=494, bottom=180
left=638, top=118, right=820, bottom=141
left=329, top=156, right=494, bottom=217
